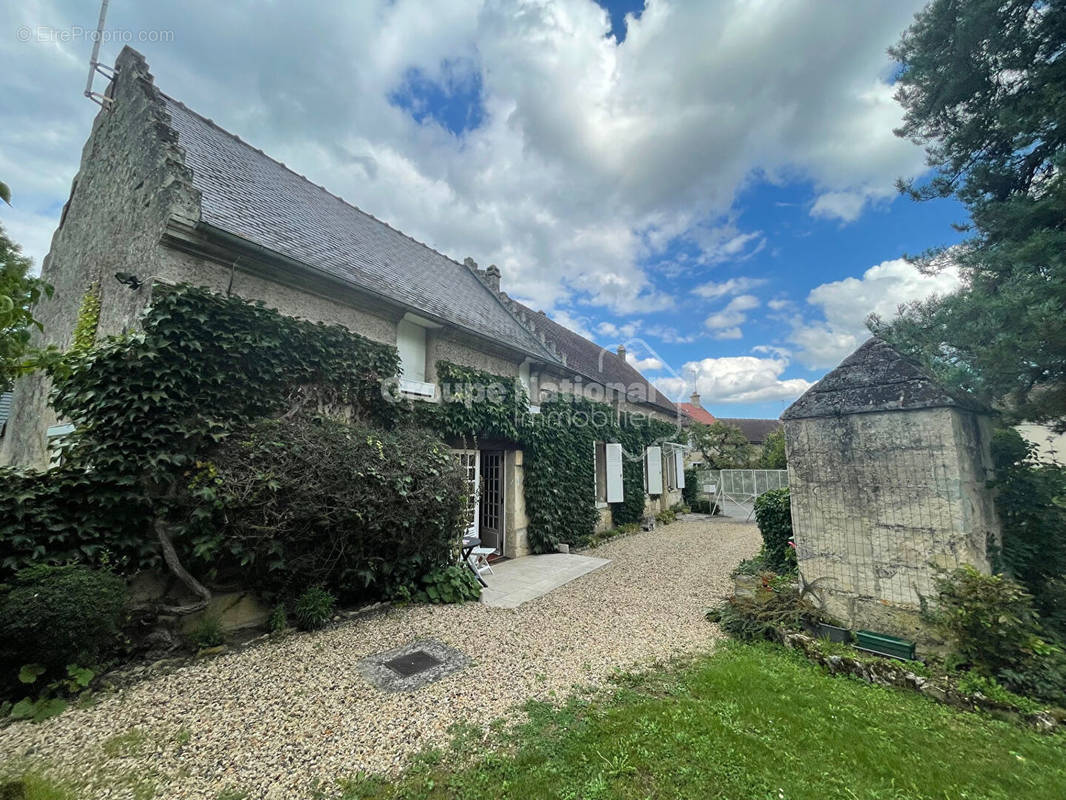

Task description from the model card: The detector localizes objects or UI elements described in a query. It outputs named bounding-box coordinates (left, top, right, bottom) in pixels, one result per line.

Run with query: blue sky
left=2, top=0, right=967, bottom=419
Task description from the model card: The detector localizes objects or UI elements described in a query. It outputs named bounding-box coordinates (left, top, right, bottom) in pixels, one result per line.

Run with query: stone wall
left=785, top=406, right=1000, bottom=640
left=1, top=48, right=202, bottom=468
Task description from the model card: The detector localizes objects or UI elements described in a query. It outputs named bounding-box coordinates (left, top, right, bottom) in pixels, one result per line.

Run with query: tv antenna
left=84, top=0, right=114, bottom=108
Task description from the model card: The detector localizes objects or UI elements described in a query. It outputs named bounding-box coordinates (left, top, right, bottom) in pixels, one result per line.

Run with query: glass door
left=478, top=450, right=505, bottom=554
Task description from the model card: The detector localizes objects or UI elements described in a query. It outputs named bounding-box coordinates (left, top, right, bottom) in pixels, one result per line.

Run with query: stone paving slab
left=479, top=552, right=611, bottom=608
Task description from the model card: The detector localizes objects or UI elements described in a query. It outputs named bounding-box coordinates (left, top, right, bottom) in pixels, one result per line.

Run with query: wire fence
left=786, top=413, right=996, bottom=619
left=692, top=468, right=789, bottom=519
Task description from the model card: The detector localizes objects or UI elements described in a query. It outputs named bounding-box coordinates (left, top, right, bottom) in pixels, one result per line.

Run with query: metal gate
left=714, top=469, right=789, bottom=519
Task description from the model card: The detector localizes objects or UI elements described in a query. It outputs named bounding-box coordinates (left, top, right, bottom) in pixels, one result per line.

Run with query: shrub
left=655, top=508, right=677, bottom=526
left=268, top=604, right=288, bottom=633
left=293, top=586, right=336, bottom=631
left=930, top=565, right=1066, bottom=705
left=708, top=574, right=824, bottom=642
left=0, top=564, right=127, bottom=690
left=990, top=427, right=1066, bottom=639
left=682, top=469, right=700, bottom=507
left=411, top=566, right=481, bottom=604
left=188, top=615, right=225, bottom=649
left=955, top=672, right=1041, bottom=712
left=184, top=416, right=467, bottom=600
left=753, top=488, right=794, bottom=573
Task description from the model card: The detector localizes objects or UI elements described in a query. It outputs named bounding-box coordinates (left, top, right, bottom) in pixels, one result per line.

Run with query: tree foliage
left=874, top=0, right=1066, bottom=429
left=759, top=428, right=787, bottom=469
left=0, top=222, right=52, bottom=392
left=688, top=421, right=754, bottom=468
left=990, top=427, right=1066, bottom=639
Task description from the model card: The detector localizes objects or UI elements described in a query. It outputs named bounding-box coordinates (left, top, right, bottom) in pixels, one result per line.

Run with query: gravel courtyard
left=0, top=517, right=758, bottom=799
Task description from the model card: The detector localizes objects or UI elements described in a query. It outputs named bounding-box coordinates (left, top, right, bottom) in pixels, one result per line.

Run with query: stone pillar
left=504, top=448, right=531, bottom=558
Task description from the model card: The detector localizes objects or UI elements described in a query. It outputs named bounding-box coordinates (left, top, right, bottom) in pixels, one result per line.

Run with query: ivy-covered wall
left=0, top=284, right=682, bottom=580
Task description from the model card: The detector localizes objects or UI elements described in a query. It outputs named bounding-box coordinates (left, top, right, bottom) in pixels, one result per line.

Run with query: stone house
left=677, top=392, right=780, bottom=468
left=782, top=337, right=1000, bottom=641
left=1, top=47, right=682, bottom=558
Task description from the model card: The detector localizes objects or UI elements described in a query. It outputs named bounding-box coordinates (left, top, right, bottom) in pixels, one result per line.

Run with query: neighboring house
left=677, top=392, right=780, bottom=466
left=714, top=417, right=782, bottom=448
left=1, top=47, right=680, bottom=556
left=678, top=392, right=716, bottom=426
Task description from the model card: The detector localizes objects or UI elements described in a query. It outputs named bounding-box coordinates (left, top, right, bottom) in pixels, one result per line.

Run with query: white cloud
left=704, top=294, right=760, bottom=332
left=693, top=276, right=767, bottom=300
left=1, top=0, right=930, bottom=317
left=657, top=353, right=813, bottom=405
left=712, top=327, right=743, bottom=341
left=646, top=324, right=699, bottom=344
left=767, top=298, right=793, bottom=311
left=596, top=319, right=642, bottom=339
left=625, top=352, right=664, bottom=372
left=548, top=309, right=595, bottom=341
left=790, top=257, right=963, bottom=368
left=810, top=191, right=869, bottom=222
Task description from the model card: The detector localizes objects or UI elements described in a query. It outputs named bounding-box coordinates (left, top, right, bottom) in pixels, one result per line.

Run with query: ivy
left=1, top=284, right=400, bottom=579
left=1, top=282, right=686, bottom=588
left=69, top=283, right=101, bottom=353
left=418, top=361, right=529, bottom=441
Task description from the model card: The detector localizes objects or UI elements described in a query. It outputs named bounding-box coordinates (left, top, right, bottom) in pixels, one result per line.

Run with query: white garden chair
left=467, top=546, right=496, bottom=576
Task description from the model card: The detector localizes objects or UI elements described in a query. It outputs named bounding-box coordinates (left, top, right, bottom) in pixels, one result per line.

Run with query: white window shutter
left=396, top=319, right=427, bottom=382
left=605, top=442, right=624, bottom=503
left=645, top=446, right=663, bottom=494
left=675, top=448, right=685, bottom=489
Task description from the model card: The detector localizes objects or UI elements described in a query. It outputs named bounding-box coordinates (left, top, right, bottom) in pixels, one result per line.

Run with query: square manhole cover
left=384, top=649, right=442, bottom=677
left=358, top=638, right=469, bottom=692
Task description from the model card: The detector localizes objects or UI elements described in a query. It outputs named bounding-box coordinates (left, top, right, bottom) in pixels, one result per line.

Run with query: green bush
left=0, top=565, right=127, bottom=690
left=753, top=488, right=795, bottom=573
left=708, top=574, right=823, bottom=642
left=930, top=565, right=1066, bottom=705
left=990, top=428, right=1066, bottom=639
left=185, top=416, right=467, bottom=600
left=411, top=566, right=482, bottom=604
left=682, top=468, right=700, bottom=507
left=292, top=586, right=336, bottom=631
left=188, top=615, right=225, bottom=649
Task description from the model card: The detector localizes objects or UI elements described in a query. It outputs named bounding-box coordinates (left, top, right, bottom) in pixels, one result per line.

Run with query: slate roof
left=160, top=96, right=559, bottom=362
left=511, top=303, right=678, bottom=416
left=782, top=337, right=986, bottom=421
left=678, top=402, right=716, bottom=425
left=716, top=417, right=781, bottom=444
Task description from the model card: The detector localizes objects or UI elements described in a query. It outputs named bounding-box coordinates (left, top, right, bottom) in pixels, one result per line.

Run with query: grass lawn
left=342, top=641, right=1066, bottom=800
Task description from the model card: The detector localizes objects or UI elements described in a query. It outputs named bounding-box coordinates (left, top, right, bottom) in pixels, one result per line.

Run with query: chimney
left=485, top=264, right=501, bottom=292
left=616, top=344, right=627, bottom=360
left=690, top=391, right=701, bottom=407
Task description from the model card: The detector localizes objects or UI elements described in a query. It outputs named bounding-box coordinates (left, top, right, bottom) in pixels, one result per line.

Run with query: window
left=519, top=361, right=540, bottom=413
left=662, top=444, right=686, bottom=491
left=397, top=318, right=433, bottom=397
left=453, top=449, right=479, bottom=538
left=594, top=441, right=624, bottom=504
left=645, top=445, right=663, bottom=494
left=663, top=445, right=676, bottom=490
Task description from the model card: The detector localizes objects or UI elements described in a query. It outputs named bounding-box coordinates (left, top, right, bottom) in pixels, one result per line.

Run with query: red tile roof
left=678, top=403, right=716, bottom=425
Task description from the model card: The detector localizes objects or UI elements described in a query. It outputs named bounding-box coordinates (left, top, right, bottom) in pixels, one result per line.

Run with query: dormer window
left=397, top=316, right=436, bottom=398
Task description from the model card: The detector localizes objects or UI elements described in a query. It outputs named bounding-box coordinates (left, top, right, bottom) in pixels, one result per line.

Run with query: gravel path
left=0, top=517, right=758, bottom=799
